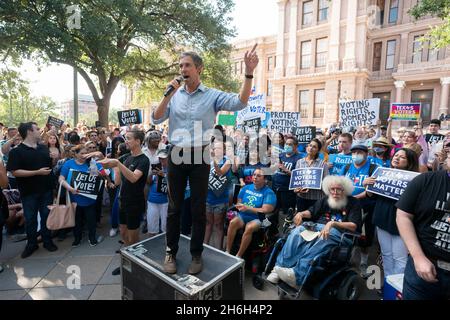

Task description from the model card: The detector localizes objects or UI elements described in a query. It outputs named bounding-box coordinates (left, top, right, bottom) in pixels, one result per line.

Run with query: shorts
left=119, top=203, right=144, bottom=230
left=206, top=203, right=228, bottom=215
left=237, top=212, right=261, bottom=225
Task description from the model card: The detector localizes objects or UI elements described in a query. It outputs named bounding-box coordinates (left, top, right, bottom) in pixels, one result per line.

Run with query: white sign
left=339, top=98, right=380, bottom=128
left=236, top=93, right=266, bottom=124
left=267, top=112, right=301, bottom=134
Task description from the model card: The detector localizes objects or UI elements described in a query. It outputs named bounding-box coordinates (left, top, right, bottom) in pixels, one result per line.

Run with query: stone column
left=275, top=0, right=287, bottom=78
left=394, top=80, right=405, bottom=103
left=440, top=77, right=450, bottom=115
left=343, top=0, right=357, bottom=70
left=398, top=33, right=409, bottom=65
left=286, top=0, right=299, bottom=76
left=327, top=0, right=341, bottom=72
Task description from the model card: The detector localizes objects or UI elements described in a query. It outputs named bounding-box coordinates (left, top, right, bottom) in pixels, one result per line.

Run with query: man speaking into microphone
left=152, top=46, right=259, bottom=275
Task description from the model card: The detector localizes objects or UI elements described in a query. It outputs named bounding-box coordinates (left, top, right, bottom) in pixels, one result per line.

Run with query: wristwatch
left=245, top=74, right=253, bottom=79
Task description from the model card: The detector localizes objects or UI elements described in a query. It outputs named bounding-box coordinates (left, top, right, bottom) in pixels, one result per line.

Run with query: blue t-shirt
left=238, top=184, right=277, bottom=216
left=147, top=168, right=168, bottom=204
left=368, top=156, right=391, bottom=168
left=340, top=160, right=378, bottom=196
left=272, top=152, right=304, bottom=191
left=61, top=159, right=102, bottom=207
left=207, top=157, right=231, bottom=205
left=239, top=162, right=267, bottom=185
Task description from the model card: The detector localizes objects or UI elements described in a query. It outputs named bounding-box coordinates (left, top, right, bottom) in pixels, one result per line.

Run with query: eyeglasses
left=330, top=188, right=344, bottom=194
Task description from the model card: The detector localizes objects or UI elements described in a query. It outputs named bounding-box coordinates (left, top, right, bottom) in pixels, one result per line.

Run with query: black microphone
left=164, top=76, right=184, bottom=97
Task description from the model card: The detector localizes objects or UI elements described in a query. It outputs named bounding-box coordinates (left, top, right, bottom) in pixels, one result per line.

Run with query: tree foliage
left=0, top=0, right=237, bottom=125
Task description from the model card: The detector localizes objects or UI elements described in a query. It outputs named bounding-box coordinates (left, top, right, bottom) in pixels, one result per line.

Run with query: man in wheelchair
left=226, top=168, right=276, bottom=258
left=266, top=175, right=361, bottom=289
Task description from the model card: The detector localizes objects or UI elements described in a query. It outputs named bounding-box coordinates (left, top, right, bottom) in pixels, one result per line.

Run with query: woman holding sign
left=363, top=148, right=419, bottom=280
left=294, top=138, right=329, bottom=212
left=59, top=145, right=104, bottom=247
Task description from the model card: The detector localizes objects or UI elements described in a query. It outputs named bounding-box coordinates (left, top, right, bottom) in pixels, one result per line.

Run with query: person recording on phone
left=151, top=47, right=259, bottom=275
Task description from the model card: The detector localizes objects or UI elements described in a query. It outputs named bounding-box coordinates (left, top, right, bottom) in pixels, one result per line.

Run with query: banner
left=339, top=98, right=380, bottom=128
left=117, top=109, right=142, bottom=126
left=289, top=168, right=324, bottom=190
left=267, top=112, right=301, bottom=134
left=217, top=114, right=237, bottom=126
left=390, top=103, right=421, bottom=121
left=291, top=126, right=316, bottom=144
left=236, top=93, right=266, bottom=124
left=69, top=170, right=104, bottom=200
left=366, top=167, right=420, bottom=201
left=243, top=117, right=261, bottom=133
left=328, top=154, right=353, bottom=175
left=47, top=116, right=64, bottom=129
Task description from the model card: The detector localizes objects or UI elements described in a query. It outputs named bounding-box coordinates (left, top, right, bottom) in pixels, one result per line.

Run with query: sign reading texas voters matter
left=267, top=112, right=301, bottom=134
left=390, top=103, right=421, bottom=121
left=69, top=170, right=104, bottom=200
left=339, top=98, right=380, bottom=128
left=289, top=168, right=324, bottom=190
left=117, top=109, right=142, bottom=126
left=366, top=167, right=420, bottom=201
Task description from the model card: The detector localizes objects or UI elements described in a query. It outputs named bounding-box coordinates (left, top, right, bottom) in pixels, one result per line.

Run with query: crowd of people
left=0, top=114, right=448, bottom=299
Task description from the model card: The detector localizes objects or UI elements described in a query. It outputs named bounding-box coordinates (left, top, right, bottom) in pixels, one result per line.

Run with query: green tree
left=409, top=0, right=450, bottom=49
left=0, top=0, right=236, bottom=126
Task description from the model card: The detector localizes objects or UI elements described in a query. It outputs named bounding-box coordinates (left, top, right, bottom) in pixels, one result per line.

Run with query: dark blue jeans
left=403, top=255, right=450, bottom=300
left=21, top=190, right=53, bottom=247
left=73, top=204, right=97, bottom=242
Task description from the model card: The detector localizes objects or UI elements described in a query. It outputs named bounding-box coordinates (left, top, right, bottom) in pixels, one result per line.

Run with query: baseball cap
left=350, top=144, right=368, bottom=153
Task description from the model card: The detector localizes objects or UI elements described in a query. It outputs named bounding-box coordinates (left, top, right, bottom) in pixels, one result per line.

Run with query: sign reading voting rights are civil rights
left=47, top=116, right=64, bottom=129
left=328, top=154, right=353, bottom=175
left=339, top=98, right=380, bottom=128
left=291, top=126, right=316, bottom=144
left=267, top=112, right=301, bottom=134
left=117, top=109, right=142, bottom=126
left=289, top=168, right=324, bottom=190
left=390, top=103, right=421, bottom=121
left=69, top=170, right=104, bottom=200
left=366, top=167, right=420, bottom=201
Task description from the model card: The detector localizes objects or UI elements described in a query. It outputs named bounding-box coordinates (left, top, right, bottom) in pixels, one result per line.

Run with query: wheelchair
left=224, top=206, right=280, bottom=290
left=264, top=213, right=362, bottom=300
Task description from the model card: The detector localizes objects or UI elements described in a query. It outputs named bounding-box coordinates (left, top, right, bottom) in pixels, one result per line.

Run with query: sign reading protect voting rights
left=267, top=112, right=301, bottom=134
left=366, top=167, right=420, bottom=201
left=289, top=168, right=324, bottom=190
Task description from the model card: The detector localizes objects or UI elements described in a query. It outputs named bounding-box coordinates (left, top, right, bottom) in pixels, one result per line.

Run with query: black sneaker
left=72, top=238, right=81, bottom=247
left=43, top=242, right=58, bottom=252
left=112, top=267, right=121, bottom=276
left=21, top=244, right=39, bottom=259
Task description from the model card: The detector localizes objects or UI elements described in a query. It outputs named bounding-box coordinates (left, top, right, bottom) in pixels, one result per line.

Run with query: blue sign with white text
left=328, top=154, right=353, bottom=175
left=366, top=167, right=420, bottom=200
left=289, top=168, right=324, bottom=190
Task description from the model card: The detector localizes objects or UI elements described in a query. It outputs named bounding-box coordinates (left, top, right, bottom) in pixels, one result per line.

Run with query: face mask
left=352, top=154, right=365, bottom=165
left=373, top=147, right=385, bottom=154
left=284, top=145, right=293, bottom=154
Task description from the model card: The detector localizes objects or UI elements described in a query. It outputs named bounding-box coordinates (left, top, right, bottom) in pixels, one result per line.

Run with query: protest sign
left=390, top=103, right=421, bottom=121
left=117, top=109, right=142, bottom=126
left=366, top=167, right=420, bottom=200
left=289, top=168, right=324, bottom=190
left=69, top=170, right=104, bottom=200
left=47, top=116, right=64, bottom=129
left=236, top=93, right=266, bottom=124
left=339, top=98, right=380, bottom=128
left=267, top=112, right=301, bottom=134
left=243, top=117, right=261, bottom=133
left=328, top=154, right=353, bottom=175
left=208, top=168, right=229, bottom=197
left=291, top=126, right=316, bottom=144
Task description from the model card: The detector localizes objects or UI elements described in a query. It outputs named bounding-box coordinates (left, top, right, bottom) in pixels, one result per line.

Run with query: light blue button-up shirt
left=151, top=83, right=247, bottom=147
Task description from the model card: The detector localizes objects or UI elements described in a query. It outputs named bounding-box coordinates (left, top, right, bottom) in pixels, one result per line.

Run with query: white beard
left=327, top=196, right=348, bottom=210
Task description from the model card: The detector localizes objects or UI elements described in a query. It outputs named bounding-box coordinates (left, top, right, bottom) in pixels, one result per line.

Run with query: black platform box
left=120, top=233, right=244, bottom=300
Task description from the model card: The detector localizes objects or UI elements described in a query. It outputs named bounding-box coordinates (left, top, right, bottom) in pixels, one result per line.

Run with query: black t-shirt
left=119, top=153, right=149, bottom=207
left=308, top=196, right=362, bottom=232
left=372, top=195, right=399, bottom=235
left=425, top=133, right=445, bottom=145
left=396, top=170, right=450, bottom=262
left=7, top=143, right=53, bottom=196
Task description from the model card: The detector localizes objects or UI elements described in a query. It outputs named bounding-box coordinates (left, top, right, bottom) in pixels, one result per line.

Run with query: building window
left=412, top=35, right=423, bottom=63
left=316, top=38, right=328, bottom=67
left=299, top=90, right=309, bottom=118
left=427, top=41, right=439, bottom=62
left=267, top=80, right=272, bottom=97
left=385, top=40, right=396, bottom=70
left=268, top=56, right=274, bottom=71
left=411, top=90, right=433, bottom=123
left=314, top=89, right=325, bottom=118
left=302, top=1, right=313, bottom=26
left=373, top=42, right=382, bottom=71
left=372, top=92, right=391, bottom=123
left=318, top=0, right=328, bottom=22
left=388, top=0, right=398, bottom=23
left=301, top=41, right=312, bottom=69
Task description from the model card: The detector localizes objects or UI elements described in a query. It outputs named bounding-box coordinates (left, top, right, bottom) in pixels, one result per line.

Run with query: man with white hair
left=267, top=175, right=362, bottom=288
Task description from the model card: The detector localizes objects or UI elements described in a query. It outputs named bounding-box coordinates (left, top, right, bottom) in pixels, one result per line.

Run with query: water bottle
left=89, top=158, right=99, bottom=176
